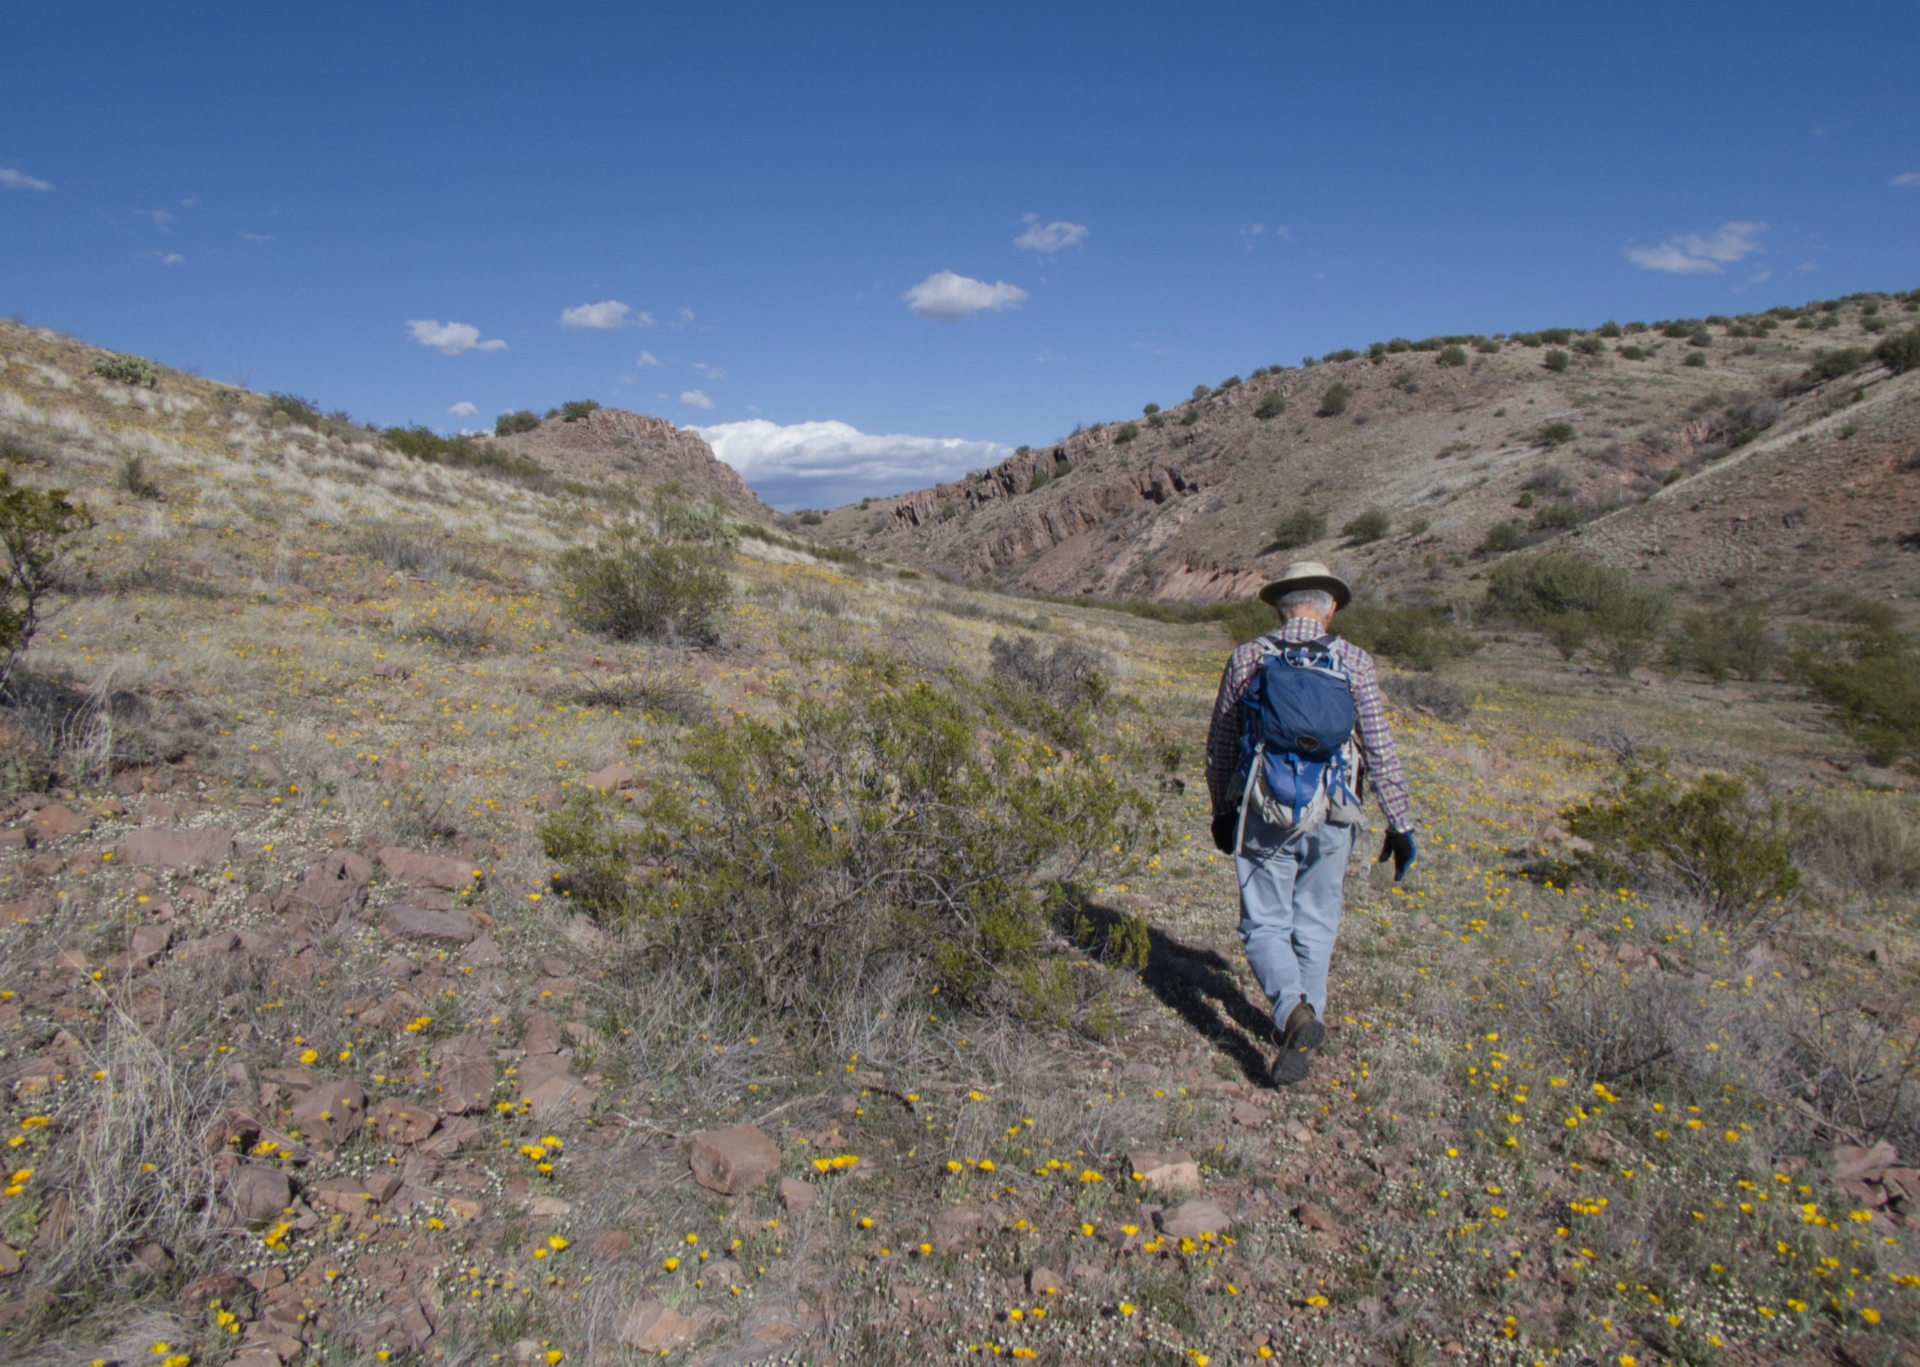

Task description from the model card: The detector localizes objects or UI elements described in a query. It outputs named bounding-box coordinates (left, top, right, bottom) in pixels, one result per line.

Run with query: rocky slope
left=820, top=292, right=1920, bottom=612
left=487, top=408, right=777, bottom=522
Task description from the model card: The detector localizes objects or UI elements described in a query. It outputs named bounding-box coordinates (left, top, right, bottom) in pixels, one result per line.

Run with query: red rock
left=456, top=934, right=504, bottom=969
left=777, top=1178, right=818, bottom=1211
left=688, top=1124, right=782, bottom=1196
left=930, top=1203, right=989, bottom=1252
left=178, top=1271, right=248, bottom=1303
left=0, top=1243, right=18, bottom=1277
left=291, top=1080, right=368, bottom=1147
left=29, top=805, right=90, bottom=840
left=1159, top=1199, right=1232, bottom=1238
left=368, top=1098, right=441, bottom=1145
left=116, top=827, right=236, bottom=873
left=377, top=847, right=480, bottom=890
left=227, top=1166, right=291, bottom=1222
left=430, top=1035, right=495, bottom=1114
left=520, top=1009, right=563, bottom=1056
left=1027, top=1266, right=1064, bottom=1295
left=618, top=1301, right=698, bottom=1351
left=0, top=829, right=27, bottom=851
left=590, top=1229, right=632, bottom=1259
left=380, top=904, right=475, bottom=945
left=1128, top=1148, right=1201, bottom=1195
left=581, top=763, right=634, bottom=792
left=289, top=850, right=373, bottom=919
left=1291, top=1201, right=1339, bottom=1233
left=130, top=925, right=170, bottom=959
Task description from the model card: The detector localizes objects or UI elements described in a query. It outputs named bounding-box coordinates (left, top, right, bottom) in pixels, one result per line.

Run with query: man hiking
left=1204, top=560, right=1416, bottom=1086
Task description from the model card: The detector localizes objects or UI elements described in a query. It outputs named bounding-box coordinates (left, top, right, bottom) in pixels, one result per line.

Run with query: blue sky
left=4, top=2, right=1916, bottom=510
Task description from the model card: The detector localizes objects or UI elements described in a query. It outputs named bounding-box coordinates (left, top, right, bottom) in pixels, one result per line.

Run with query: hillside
left=0, top=315, right=1915, bottom=1366
left=821, top=292, right=1920, bottom=616
left=486, top=408, right=776, bottom=522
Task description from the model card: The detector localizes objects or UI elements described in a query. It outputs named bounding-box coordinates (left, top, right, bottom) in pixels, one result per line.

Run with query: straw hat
left=1257, top=560, right=1353, bottom=610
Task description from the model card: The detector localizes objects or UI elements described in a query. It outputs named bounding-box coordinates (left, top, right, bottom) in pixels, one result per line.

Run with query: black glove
left=1378, top=829, right=1416, bottom=881
left=1211, top=809, right=1240, bottom=854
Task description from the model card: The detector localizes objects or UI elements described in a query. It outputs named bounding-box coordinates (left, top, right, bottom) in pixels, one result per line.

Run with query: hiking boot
left=1269, top=1000, right=1326, bottom=1087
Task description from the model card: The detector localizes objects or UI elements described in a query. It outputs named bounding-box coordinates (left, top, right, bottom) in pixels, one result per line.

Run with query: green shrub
left=1797, top=348, right=1872, bottom=388
left=1341, top=509, right=1391, bottom=545
left=1537, top=421, right=1575, bottom=447
left=1572, top=336, right=1604, bottom=356
left=1436, top=344, right=1467, bottom=367
left=90, top=353, right=157, bottom=388
left=1485, top=552, right=1670, bottom=674
left=1597, top=321, right=1623, bottom=338
left=796, top=509, right=824, bottom=526
left=1191, top=384, right=1210, bottom=401
left=495, top=409, right=540, bottom=436
left=1664, top=604, right=1775, bottom=684
left=1682, top=353, right=1708, bottom=368
left=1027, top=467, right=1050, bottom=491
left=382, top=425, right=555, bottom=489
left=1617, top=344, right=1649, bottom=360
left=267, top=392, right=325, bottom=428
left=538, top=670, right=1155, bottom=1014
left=1214, top=376, right=1241, bottom=394
left=1543, top=348, right=1571, bottom=373
left=1540, top=328, right=1574, bottom=346
left=1142, top=402, right=1160, bottom=416
left=1790, top=596, right=1920, bottom=764
left=1688, top=330, right=1713, bottom=348
left=1254, top=392, right=1287, bottom=420
left=115, top=455, right=164, bottom=502
left=1875, top=325, right=1920, bottom=375
left=1528, top=502, right=1586, bottom=533
left=1273, top=507, right=1327, bottom=550
left=1796, top=792, right=1920, bottom=895
left=555, top=527, right=732, bottom=645
left=1561, top=762, right=1800, bottom=927
left=1473, top=338, right=1501, bottom=353
left=1480, top=521, right=1524, bottom=554
left=1178, top=408, right=1201, bottom=427
left=0, top=467, right=93, bottom=685
left=560, top=399, right=601, bottom=422
left=1325, top=348, right=1360, bottom=363
left=1113, top=421, right=1141, bottom=445
left=1316, top=383, right=1351, bottom=417
left=1338, top=603, right=1479, bottom=673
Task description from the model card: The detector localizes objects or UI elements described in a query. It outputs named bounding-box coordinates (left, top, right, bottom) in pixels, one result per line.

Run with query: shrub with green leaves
left=1027, top=467, right=1050, bottom=491
left=383, top=425, right=554, bottom=489
left=1254, top=391, right=1286, bottom=420
left=1341, top=509, right=1391, bottom=545
left=1790, top=596, right=1920, bottom=764
left=560, top=399, right=601, bottom=422
left=1617, top=344, right=1649, bottom=360
left=1561, top=762, right=1800, bottom=928
left=1214, top=376, right=1241, bottom=394
left=495, top=409, right=540, bottom=436
left=1543, top=348, right=1571, bottom=373
left=1316, top=383, right=1351, bottom=417
left=1537, top=421, right=1575, bottom=448
left=0, top=469, right=93, bottom=687
left=267, top=392, right=326, bottom=428
left=555, top=526, right=732, bottom=645
left=1325, top=348, right=1360, bottom=363
left=539, top=670, right=1155, bottom=1014
left=1435, top=344, right=1467, bottom=367
left=1112, top=421, right=1140, bottom=445
left=1796, top=347, right=1872, bottom=389
left=1875, top=324, right=1920, bottom=375
left=1527, top=502, right=1585, bottom=533
left=1337, top=603, right=1479, bottom=673
left=1664, top=604, right=1775, bottom=684
left=1272, top=507, right=1327, bottom=550
left=90, top=353, right=157, bottom=389
left=1485, top=552, right=1670, bottom=674
left=1480, top=521, right=1524, bottom=555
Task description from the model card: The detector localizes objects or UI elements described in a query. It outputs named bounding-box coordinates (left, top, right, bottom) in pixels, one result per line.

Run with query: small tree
left=1113, top=422, right=1141, bottom=445
left=1191, top=384, right=1210, bottom=401
left=1142, top=402, right=1160, bottom=416
left=1273, top=507, right=1327, bottom=550
left=1875, top=325, right=1920, bottom=375
left=1543, top=348, right=1571, bottom=373
left=1316, top=383, right=1351, bottom=417
left=1254, top=392, right=1287, bottom=420
left=0, top=466, right=93, bottom=688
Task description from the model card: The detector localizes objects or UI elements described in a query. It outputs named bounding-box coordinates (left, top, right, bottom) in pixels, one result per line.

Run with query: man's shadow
left=1068, top=892, right=1278, bottom=1086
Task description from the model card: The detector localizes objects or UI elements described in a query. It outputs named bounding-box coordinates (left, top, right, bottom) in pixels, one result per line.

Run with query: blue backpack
left=1232, top=635, right=1364, bottom=851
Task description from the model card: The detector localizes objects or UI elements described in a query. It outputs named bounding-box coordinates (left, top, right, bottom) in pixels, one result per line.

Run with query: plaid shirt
left=1204, top=618, right=1412, bottom=831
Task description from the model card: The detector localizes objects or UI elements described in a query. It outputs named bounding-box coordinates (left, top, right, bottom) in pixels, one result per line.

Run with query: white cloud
left=137, top=208, right=174, bottom=230
left=141, top=250, right=184, bottom=265
left=692, top=362, right=726, bottom=379
left=697, top=418, right=1012, bottom=510
left=406, top=319, right=508, bottom=355
left=903, top=270, right=1030, bottom=320
left=1014, top=216, right=1089, bottom=254
left=180, top=196, right=199, bottom=207
left=447, top=401, right=478, bottom=418
left=1624, top=221, right=1766, bottom=274
left=0, top=168, right=53, bottom=192
left=1892, top=171, right=1920, bottom=188
left=680, top=389, right=715, bottom=410
left=560, top=300, right=646, bottom=330
left=241, top=232, right=273, bottom=242
left=637, top=350, right=662, bottom=367
left=673, top=307, right=695, bottom=327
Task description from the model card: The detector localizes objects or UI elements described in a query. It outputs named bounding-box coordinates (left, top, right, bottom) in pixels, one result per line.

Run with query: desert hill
left=486, top=407, right=776, bottom=522
left=819, top=291, right=1920, bottom=615
left=0, top=315, right=1915, bottom=1365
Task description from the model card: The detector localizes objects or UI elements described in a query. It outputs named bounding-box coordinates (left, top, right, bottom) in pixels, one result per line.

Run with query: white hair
left=1276, top=588, right=1335, bottom=617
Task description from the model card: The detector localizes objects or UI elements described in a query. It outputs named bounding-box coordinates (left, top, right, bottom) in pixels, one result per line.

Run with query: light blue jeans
left=1235, top=811, right=1354, bottom=1031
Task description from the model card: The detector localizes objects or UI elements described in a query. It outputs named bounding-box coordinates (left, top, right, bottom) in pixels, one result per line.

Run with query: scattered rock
left=431, top=1035, right=496, bottom=1114
left=29, top=805, right=89, bottom=840
left=1293, top=1202, right=1340, bottom=1233
left=930, top=1203, right=989, bottom=1252
left=1834, top=1141, right=1898, bottom=1182
left=581, top=763, right=634, bottom=792
left=1158, top=1199, right=1231, bottom=1239
left=288, top=849, right=372, bottom=921
left=778, top=1177, right=818, bottom=1211
left=227, top=1165, right=292, bottom=1222
left=367, top=1098, right=441, bottom=1145
left=1028, top=1266, right=1064, bottom=1295
left=1229, top=1099, right=1265, bottom=1127
left=381, top=904, right=476, bottom=945
left=130, top=925, right=170, bottom=959
left=117, top=826, right=236, bottom=873
left=526, top=1195, right=573, bottom=1217
left=688, top=1123, right=783, bottom=1196
left=591, top=1229, right=632, bottom=1259
left=456, top=935, right=504, bottom=969
left=1128, top=1148, right=1202, bottom=1195
left=417, top=1115, right=482, bottom=1157
left=290, top=1079, right=368, bottom=1147
left=377, top=846, right=481, bottom=890
left=618, top=1300, right=699, bottom=1352
left=178, top=1271, right=248, bottom=1304
left=520, top=1009, right=564, bottom=1056
left=0, top=1244, right=18, bottom=1277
